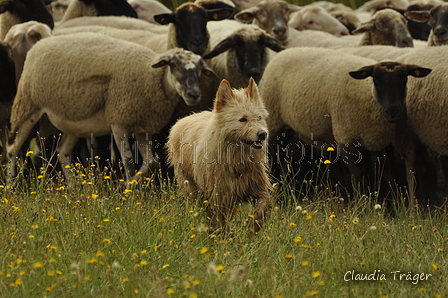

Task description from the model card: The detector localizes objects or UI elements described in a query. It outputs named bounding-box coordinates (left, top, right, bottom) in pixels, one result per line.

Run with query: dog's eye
left=239, top=117, right=247, bottom=122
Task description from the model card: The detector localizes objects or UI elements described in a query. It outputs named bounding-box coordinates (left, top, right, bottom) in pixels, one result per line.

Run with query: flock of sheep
left=1, top=0, right=448, bottom=207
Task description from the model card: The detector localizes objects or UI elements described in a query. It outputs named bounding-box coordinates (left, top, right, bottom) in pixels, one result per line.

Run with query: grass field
left=0, top=159, right=446, bottom=298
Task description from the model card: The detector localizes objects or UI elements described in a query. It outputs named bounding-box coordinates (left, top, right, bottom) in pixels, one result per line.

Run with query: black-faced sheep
left=203, top=24, right=284, bottom=85
left=404, top=3, right=448, bottom=46
left=60, top=0, right=138, bottom=23
left=0, top=0, right=54, bottom=40
left=259, top=47, right=431, bottom=188
left=234, top=0, right=301, bottom=44
left=288, top=6, right=350, bottom=37
left=400, top=0, right=443, bottom=41
left=0, top=42, right=16, bottom=161
left=6, top=33, right=217, bottom=183
left=393, top=46, right=448, bottom=202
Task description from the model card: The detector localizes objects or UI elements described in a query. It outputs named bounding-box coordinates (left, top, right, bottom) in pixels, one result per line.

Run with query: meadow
left=0, top=157, right=446, bottom=298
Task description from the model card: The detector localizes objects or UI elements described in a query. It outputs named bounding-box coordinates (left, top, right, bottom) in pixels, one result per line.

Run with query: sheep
left=288, top=5, right=350, bottom=37
left=6, top=32, right=218, bottom=183
left=203, top=24, right=284, bottom=86
left=128, top=0, right=172, bottom=24
left=47, top=0, right=73, bottom=23
left=230, top=0, right=261, bottom=11
left=400, top=0, right=443, bottom=41
left=138, top=2, right=235, bottom=55
left=54, top=15, right=164, bottom=31
left=234, top=0, right=301, bottom=45
left=4, top=21, right=52, bottom=84
left=60, top=0, right=138, bottom=23
left=55, top=3, right=235, bottom=56
left=258, top=47, right=431, bottom=191
left=392, top=46, right=448, bottom=203
left=353, top=8, right=414, bottom=47
left=286, top=8, right=414, bottom=49
left=356, top=0, right=410, bottom=14
left=0, top=42, right=16, bottom=161
left=0, top=0, right=54, bottom=40
left=404, top=3, right=448, bottom=46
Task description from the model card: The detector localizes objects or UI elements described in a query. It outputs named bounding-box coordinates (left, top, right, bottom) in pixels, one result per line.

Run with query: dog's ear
left=214, top=79, right=234, bottom=112
left=246, top=77, right=260, bottom=101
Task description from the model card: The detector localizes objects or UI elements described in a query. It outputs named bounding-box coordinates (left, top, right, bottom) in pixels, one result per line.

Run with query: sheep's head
left=403, top=2, right=435, bottom=41
left=353, top=8, right=414, bottom=47
left=154, top=3, right=234, bottom=55
left=405, top=3, right=448, bottom=45
left=349, top=61, right=431, bottom=123
left=152, top=49, right=218, bottom=106
left=288, top=6, right=350, bottom=37
left=203, top=25, right=284, bottom=83
left=235, top=0, right=301, bottom=44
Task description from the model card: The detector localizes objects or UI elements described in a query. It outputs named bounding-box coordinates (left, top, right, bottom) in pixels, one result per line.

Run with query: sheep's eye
left=307, top=20, right=314, bottom=25
left=239, top=117, right=247, bottom=122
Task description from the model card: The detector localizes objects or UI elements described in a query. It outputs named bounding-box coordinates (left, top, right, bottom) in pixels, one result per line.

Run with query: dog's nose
left=257, top=131, right=267, bottom=140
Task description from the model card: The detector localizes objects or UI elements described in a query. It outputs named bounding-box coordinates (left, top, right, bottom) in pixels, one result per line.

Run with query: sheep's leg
left=56, top=133, right=79, bottom=179
left=134, top=133, right=156, bottom=177
left=6, top=115, right=40, bottom=183
left=111, top=126, right=135, bottom=183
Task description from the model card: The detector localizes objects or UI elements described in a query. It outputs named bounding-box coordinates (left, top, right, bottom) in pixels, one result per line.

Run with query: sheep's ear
left=264, top=35, right=284, bottom=52
left=206, top=8, right=236, bottom=21
left=214, top=79, right=234, bottom=112
left=28, top=29, right=43, bottom=44
left=406, top=65, right=432, bottom=77
left=154, top=13, right=176, bottom=25
left=152, top=59, right=169, bottom=68
left=349, top=66, right=374, bottom=79
left=202, top=62, right=220, bottom=80
left=404, top=10, right=431, bottom=23
left=234, top=6, right=258, bottom=23
left=202, top=37, right=235, bottom=59
left=352, top=21, right=374, bottom=34
left=0, top=1, right=13, bottom=14
left=287, top=4, right=302, bottom=14
left=246, top=77, right=260, bottom=101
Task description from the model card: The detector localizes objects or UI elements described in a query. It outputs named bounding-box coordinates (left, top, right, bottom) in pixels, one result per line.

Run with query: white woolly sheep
left=60, top=0, right=137, bottom=23
left=128, top=0, right=172, bottom=24
left=259, top=47, right=431, bottom=186
left=0, top=0, right=54, bottom=40
left=286, top=9, right=414, bottom=49
left=288, top=5, right=350, bottom=37
left=234, top=0, right=301, bottom=44
left=4, top=21, right=52, bottom=83
left=203, top=24, right=284, bottom=86
left=405, top=3, right=448, bottom=46
left=6, top=32, right=217, bottom=183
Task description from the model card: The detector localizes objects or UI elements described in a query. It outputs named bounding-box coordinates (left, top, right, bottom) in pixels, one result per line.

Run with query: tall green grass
left=0, top=159, right=446, bottom=297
